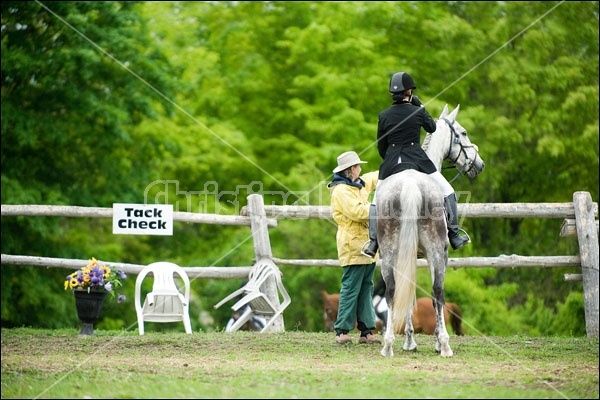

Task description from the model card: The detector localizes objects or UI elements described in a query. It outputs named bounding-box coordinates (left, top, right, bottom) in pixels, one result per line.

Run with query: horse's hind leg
left=380, top=280, right=396, bottom=357
left=432, top=294, right=453, bottom=357
left=381, top=303, right=395, bottom=357
left=426, top=238, right=453, bottom=358
left=402, top=301, right=417, bottom=352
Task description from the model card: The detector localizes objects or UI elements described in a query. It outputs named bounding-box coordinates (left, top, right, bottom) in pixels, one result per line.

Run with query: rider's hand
left=411, top=95, right=423, bottom=107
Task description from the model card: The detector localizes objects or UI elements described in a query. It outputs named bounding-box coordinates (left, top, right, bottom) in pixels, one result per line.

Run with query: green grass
left=1, top=328, right=598, bottom=399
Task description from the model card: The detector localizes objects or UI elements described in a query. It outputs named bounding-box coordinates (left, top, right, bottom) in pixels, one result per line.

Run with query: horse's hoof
left=440, top=347, right=454, bottom=357
left=403, top=340, right=418, bottom=352
left=380, top=347, right=393, bottom=357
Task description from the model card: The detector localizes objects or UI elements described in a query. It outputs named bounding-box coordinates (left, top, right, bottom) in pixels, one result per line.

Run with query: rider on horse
left=362, top=72, right=470, bottom=257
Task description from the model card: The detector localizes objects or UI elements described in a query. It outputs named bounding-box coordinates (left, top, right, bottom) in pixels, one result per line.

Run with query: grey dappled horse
left=377, top=105, right=484, bottom=357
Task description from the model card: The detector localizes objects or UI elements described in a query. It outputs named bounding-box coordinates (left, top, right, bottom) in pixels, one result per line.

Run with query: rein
left=441, top=117, right=479, bottom=182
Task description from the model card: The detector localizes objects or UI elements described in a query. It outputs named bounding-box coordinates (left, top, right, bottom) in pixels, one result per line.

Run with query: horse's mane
left=422, top=132, right=432, bottom=151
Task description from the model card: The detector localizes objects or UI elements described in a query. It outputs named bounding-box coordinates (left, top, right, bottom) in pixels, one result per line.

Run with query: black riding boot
left=361, top=204, right=378, bottom=258
left=444, top=193, right=470, bottom=250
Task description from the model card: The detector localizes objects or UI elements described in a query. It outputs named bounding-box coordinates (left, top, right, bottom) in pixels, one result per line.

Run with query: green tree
left=1, top=1, right=177, bottom=328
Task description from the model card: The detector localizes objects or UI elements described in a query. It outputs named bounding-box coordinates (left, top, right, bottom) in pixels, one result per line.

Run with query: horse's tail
left=447, top=302, right=464, bottom=336
left=392, top=179, right=421, bottom=334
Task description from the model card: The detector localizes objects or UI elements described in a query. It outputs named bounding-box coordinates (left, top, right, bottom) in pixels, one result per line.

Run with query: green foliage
left=1, top=1, right=597, bottom=336
left=280, top=265, right=341, bottom=332
left=1, top=267, right=72, bottom=328
left=443, top=268, right=525, bottom=336
left=550, top=291, right=587, bottom=337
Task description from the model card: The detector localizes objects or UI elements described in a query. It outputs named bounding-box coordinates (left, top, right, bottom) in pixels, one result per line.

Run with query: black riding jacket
left=377, top=101, right=437, bottom=180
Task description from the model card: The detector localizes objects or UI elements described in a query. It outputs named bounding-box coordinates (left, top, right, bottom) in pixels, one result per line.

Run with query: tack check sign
left=112, top=204, right=173, bottom=236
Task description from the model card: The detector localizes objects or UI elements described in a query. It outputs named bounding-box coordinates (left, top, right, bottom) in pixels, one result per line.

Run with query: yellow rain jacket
left=328, top=171, right=379, bottom=266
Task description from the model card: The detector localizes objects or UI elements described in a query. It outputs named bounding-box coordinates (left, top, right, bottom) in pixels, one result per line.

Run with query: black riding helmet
left=389, top=72, right=416, bottom=93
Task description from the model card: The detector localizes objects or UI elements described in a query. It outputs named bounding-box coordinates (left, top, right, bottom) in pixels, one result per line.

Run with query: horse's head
left=431, top=104, right=485, bottom=179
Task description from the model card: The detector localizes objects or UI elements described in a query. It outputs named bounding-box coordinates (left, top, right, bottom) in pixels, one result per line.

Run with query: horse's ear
left=439, top=104, right=449, bottom=119
left=447, top=104, right=460, bottom=121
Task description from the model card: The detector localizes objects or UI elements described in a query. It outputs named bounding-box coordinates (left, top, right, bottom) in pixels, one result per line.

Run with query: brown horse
left=321, top=291, right=386, bottom=333
left=322, top=291, right=464, bottom=335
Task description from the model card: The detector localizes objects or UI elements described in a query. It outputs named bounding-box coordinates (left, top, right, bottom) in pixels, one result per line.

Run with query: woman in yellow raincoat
left=327, top=151, right=381, bottom=345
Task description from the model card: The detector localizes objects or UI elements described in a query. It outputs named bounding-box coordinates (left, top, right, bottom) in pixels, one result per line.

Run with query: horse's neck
left=423, top=126, right=449, bottom=172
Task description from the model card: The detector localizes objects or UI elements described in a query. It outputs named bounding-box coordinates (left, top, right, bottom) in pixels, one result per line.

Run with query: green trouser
left=334, top=262, right=377, bottom=336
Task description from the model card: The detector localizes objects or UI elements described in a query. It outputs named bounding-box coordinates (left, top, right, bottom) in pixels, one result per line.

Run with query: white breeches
left=428, top=170, right=454, bottom=197
left=373, top=170, right=454, bottom=201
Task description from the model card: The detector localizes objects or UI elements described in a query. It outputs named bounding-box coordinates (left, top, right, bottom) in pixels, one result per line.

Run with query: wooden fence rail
left=0, top=204, right=278, bottom=227
left=240, top=201, right=598, bottom=219
left=0, top=255, right=253, bottom=279
left=1, top=191, right=598, bottom=337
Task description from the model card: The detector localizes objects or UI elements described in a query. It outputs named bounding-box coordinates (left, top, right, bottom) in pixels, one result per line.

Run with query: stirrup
left=458, top=228, right=471, bottom=243
left=361, top=241, right=376, bottom=258
left=450, top=229, right=471, bottom=250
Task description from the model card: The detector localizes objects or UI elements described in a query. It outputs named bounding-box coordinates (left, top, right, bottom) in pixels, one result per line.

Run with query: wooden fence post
left=573, top=191, right=599, bottom=338
left=247, top=194, right=284, bottom=332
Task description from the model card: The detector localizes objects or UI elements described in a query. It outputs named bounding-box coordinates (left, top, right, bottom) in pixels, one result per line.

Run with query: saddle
left=390, top=162, right=419, bottom=176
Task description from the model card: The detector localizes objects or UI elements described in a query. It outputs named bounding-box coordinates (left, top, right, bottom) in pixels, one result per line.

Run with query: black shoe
left=449, top=230, right=470, bottom=250
left=444, top=193, right=471, bottom=250
left=361, top=203, right=379, bottom=257
left=361, top=240, right=378, bottom=258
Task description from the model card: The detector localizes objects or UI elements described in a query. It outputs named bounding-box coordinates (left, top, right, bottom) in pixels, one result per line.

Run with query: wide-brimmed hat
left=332, top=151, right=367, bottom=173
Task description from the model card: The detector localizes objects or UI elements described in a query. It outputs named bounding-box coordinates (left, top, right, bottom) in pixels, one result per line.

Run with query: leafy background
left=1, top=1, right=598, bottom=336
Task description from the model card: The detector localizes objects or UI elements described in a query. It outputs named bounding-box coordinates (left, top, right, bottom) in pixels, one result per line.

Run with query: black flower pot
left=73, top=289, right=107, bottom=336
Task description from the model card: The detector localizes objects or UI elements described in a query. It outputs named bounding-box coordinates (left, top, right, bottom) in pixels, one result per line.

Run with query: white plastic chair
left=135, top=261, right=192, bottom=335
left=214, top=259, right=291, bottom=333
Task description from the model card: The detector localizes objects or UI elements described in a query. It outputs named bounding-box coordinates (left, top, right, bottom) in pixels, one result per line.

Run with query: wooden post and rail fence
left=1, top=191, right=598, bottom=337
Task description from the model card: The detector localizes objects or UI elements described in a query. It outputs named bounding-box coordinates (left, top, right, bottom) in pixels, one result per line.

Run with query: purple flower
left=117, top=295, right=127, bottom=303
left=65, top=258, right=128, bottom=303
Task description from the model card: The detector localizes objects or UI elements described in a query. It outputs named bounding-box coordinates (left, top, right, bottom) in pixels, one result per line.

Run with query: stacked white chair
left=214, top=259, right=291, bottom=333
